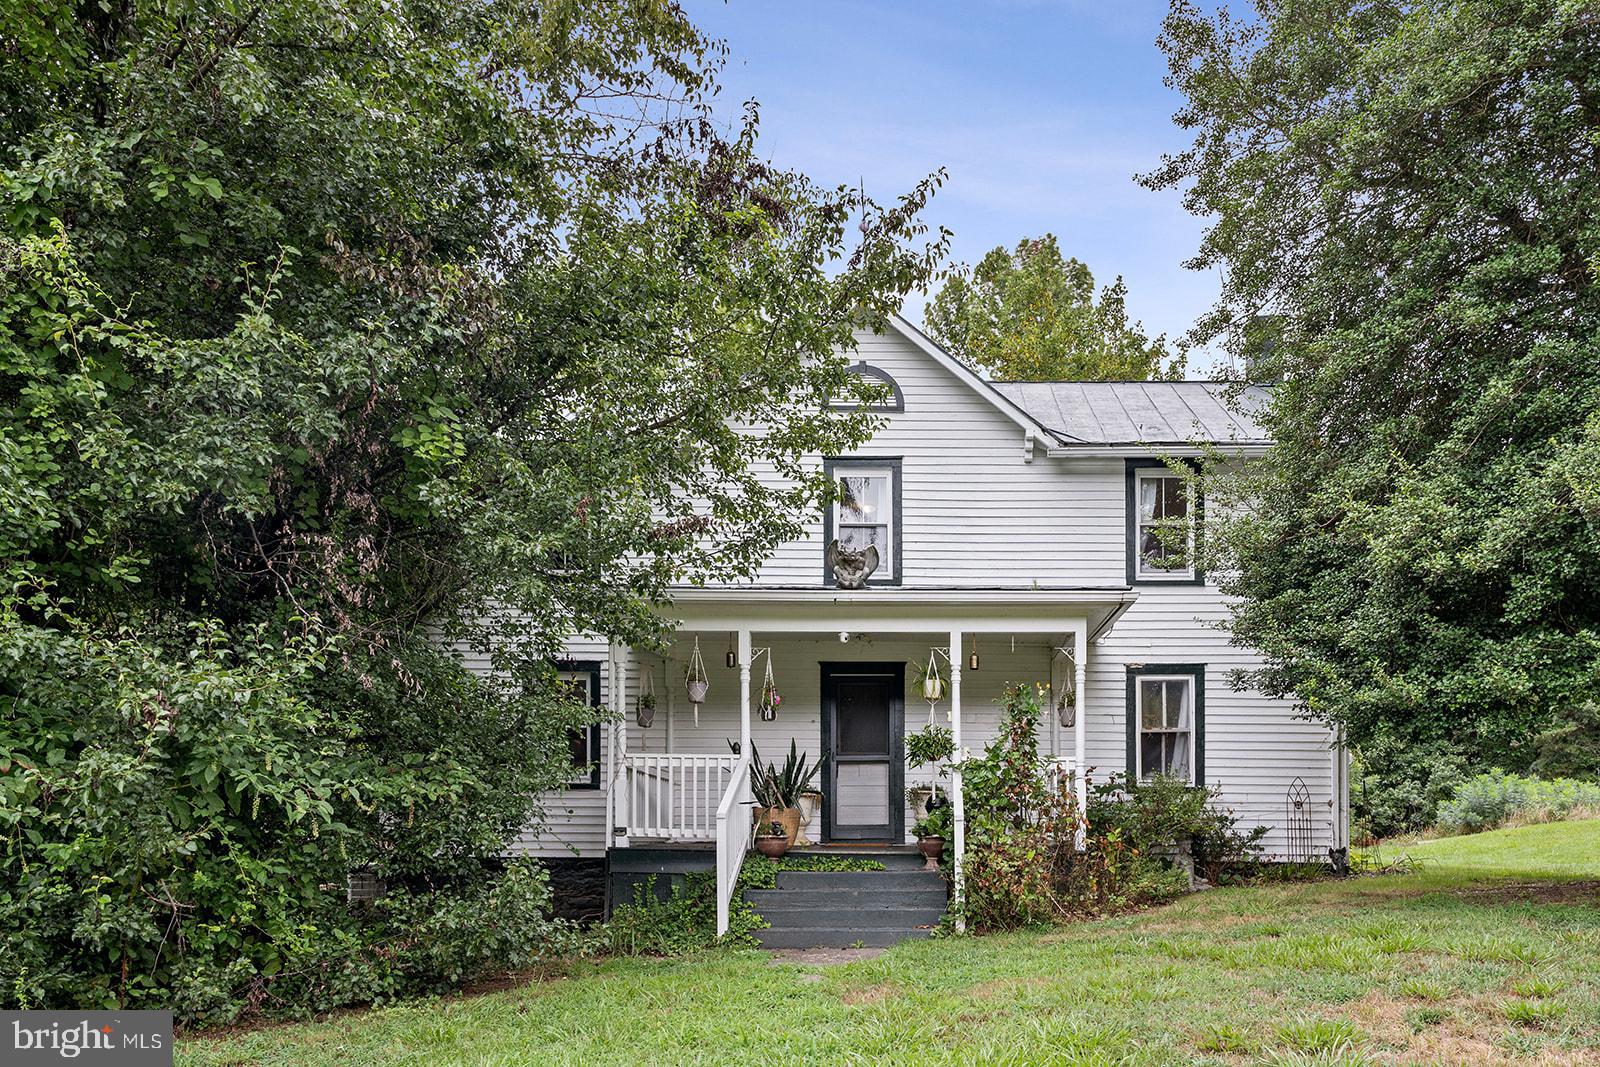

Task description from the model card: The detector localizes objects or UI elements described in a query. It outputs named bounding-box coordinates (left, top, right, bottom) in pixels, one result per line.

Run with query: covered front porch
left=602, top=588, right=1134, bottom=935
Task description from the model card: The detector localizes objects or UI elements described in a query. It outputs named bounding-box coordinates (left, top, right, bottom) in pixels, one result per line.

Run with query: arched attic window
left=827, top=361, right=905, bottom=412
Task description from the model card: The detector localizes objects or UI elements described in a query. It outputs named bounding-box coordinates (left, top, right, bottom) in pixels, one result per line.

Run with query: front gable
left=746, top=320, right=1127, bottom=588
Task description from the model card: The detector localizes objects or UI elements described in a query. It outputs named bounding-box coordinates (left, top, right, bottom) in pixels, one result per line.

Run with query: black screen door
left=821, top=663, right=904, bottom=842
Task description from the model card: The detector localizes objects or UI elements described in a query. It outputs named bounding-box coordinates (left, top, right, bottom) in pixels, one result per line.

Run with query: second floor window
left=1132, top=465, right=1196, bottom=581
left=824, top=458, right=901, bottom=584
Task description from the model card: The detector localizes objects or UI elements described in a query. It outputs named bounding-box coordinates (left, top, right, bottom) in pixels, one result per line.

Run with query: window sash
left=1135, top=470, right=1193, bottom=577
left=1136, top=676, right=1195, bottom=783
left=560, top=672, right=596, bottom=785
left=831, top=466, right=894, bottom=575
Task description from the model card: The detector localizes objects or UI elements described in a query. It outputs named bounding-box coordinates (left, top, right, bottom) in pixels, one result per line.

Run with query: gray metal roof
left=989, top=381, right=1272, bottom=447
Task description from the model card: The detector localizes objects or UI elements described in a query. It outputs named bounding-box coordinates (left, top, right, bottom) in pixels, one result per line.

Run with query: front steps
left=746, top=847, right=947, bottom=949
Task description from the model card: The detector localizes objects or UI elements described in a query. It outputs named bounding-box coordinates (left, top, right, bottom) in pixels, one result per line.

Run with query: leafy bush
left=1350, top=736, right=1469, bottom=840
left=1529, top=702, right=1600, bottom=780
left=0, top=614, right=592, bottom=1023
left=956, top=685, right=1263, bottom=932
left=1088, top=774, right=1270, bottom=886
left=1435, top=772, right=1600, bottom=834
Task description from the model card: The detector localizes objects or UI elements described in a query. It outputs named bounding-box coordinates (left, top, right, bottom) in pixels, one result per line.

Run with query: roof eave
left=1043, top=442, right=1272, bottom=459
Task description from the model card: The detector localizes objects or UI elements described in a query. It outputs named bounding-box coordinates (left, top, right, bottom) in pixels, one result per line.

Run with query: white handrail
left=714, top=752, right=754, bottom=938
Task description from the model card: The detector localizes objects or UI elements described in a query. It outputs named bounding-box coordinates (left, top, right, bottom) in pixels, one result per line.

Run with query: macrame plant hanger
left=921, top=647, right=949, bottom=726
left=758, top=651, right=779, bottom=722
left=636, top=665, right=656, bottom=728
left=685, top=636, right=709, bottom=727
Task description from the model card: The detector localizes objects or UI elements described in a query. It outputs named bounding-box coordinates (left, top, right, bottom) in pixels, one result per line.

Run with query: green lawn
left=1372, top=818, right=1600, bottom=879
left=180, top=827, right=1600, bottom=1066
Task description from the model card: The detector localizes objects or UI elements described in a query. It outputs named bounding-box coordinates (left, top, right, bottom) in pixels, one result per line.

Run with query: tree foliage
left=0, top=0, right=945, bottom=1017
left=925, top=233, right=1179, bottom=380
left=1148, top=0, right=1600, bottom=798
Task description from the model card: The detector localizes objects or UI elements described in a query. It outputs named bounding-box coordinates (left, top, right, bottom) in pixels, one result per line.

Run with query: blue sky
left=679, top=0, right=1223, bottom=372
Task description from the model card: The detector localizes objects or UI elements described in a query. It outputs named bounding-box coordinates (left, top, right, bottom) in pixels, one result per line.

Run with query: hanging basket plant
left=758, top=655, right=781, bottom=722
left=636, top=668, right=657, bottom=728
left=915, top=650, right=945, bottom=724
left=685, top=637, right=709, bottom=726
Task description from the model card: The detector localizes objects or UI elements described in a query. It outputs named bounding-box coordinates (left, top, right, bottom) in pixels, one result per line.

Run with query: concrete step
left=774, top=870, right=945, bottom=891
left=753, top=926, right=936, bottom=949
left=751, top=905, right=945, bottom=929
left=745, top=887, right=948, bottom=910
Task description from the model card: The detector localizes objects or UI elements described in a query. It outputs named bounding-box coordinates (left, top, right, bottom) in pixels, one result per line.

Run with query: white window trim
left=1133, top=467, right=1196, bottom=581
left=1135, top=674, right=1196, bottom=785
left=833, top=465, right=895, bottom=575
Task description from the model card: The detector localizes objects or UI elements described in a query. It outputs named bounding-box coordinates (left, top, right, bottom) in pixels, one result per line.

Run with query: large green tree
left=1148, top=0, right=1600, bottom=829
left=924, top=233, right=1180, bottom=380
left=0, top=0, right=944, bottom=1016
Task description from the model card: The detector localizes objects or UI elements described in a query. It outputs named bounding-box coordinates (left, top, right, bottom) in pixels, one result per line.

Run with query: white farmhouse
left=483, top=315, right=1349, bottom=947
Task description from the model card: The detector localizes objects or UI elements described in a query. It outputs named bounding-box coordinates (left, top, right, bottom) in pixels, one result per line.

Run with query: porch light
left=725, top=631, right=737, bottom=669
left=968, top=637, right=980, bottom=672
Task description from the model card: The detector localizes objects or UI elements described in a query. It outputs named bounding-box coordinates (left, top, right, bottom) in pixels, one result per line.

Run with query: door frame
left=819, top=662, right=905, bottom=843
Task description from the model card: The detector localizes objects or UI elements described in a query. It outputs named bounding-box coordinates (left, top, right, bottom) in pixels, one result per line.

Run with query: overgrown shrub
left=1088, top=774, right=1269, bottom=886
left=1435, top=772, right=1600, bottom=834
left=0, top=616, right=590, bottom=1023
left=1350, top=736, right=1470, bottom=840
left=957, top=685, right=1264, bottom=932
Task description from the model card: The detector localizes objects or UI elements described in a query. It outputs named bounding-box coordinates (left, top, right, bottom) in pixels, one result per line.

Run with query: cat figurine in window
left=827, top=538, right=880, bottom=588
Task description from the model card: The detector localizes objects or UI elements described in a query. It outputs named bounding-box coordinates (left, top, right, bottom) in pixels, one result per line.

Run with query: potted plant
left=754, top=819, right=790, bottom=858
left=796, top=788, right=822, bottom=846
left=906, top=723, right=954, bottom=768
left=749, top=740, right=823, bottom=846
left=635, top=689, right=656, bottom=728
left=913, top=804, right=951, bottom=869
left=905, top=723, right=954, bottom=820
left=912, top=657, right=946, bottom=704
left=758, top=678, right=782, bottom=722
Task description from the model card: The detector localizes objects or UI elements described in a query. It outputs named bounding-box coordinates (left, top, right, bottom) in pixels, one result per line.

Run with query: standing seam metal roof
left=989, top=381, right=1271, bottom=446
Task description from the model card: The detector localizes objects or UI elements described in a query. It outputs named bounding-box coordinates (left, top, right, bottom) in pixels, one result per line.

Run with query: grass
left=180, top=826, right=1600, bottom=1066
left=1367, top=817, right=1600, bottom=878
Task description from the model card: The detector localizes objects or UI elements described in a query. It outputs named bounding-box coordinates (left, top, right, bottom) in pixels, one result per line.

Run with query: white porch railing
left=714, top=752, right=754, bottom=937
left=621, top=753, right=738, bottom=840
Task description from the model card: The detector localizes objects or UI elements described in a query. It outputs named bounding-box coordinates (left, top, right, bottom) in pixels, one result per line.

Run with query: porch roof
left=658, top=585, right=1136, bottom=642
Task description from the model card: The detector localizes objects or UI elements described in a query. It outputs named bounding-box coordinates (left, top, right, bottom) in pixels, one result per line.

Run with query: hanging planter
left=916, top=649, right=946, bottom=725
left=636, top=668, right=657, bottom=729
left=758, top=654, right=781, bottom=722
left=685, top=637, right=709, bottom=726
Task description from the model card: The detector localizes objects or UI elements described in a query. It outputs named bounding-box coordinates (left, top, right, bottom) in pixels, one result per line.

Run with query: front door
left=821, top=663, right=904, bottom=842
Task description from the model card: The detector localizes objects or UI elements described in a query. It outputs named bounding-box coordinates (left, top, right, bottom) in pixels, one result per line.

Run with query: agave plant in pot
left=749, top=740, right=823, bottom=847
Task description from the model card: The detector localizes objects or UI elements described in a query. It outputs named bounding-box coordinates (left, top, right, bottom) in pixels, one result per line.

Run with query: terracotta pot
left=754, top=835, right=789, bottom=858
left=752, top=805, right=802, bottom=846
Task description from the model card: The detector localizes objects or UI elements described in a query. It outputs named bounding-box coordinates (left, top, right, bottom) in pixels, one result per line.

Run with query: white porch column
left=949, top=628, right=965, bottom=934
left=737, top=629, right=752, bottom=757
left=1073, top=622, right=1088, bottom=839
left=614, top=646, right=630, bottom=848
left=603, top=641, right=616, bottom=848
